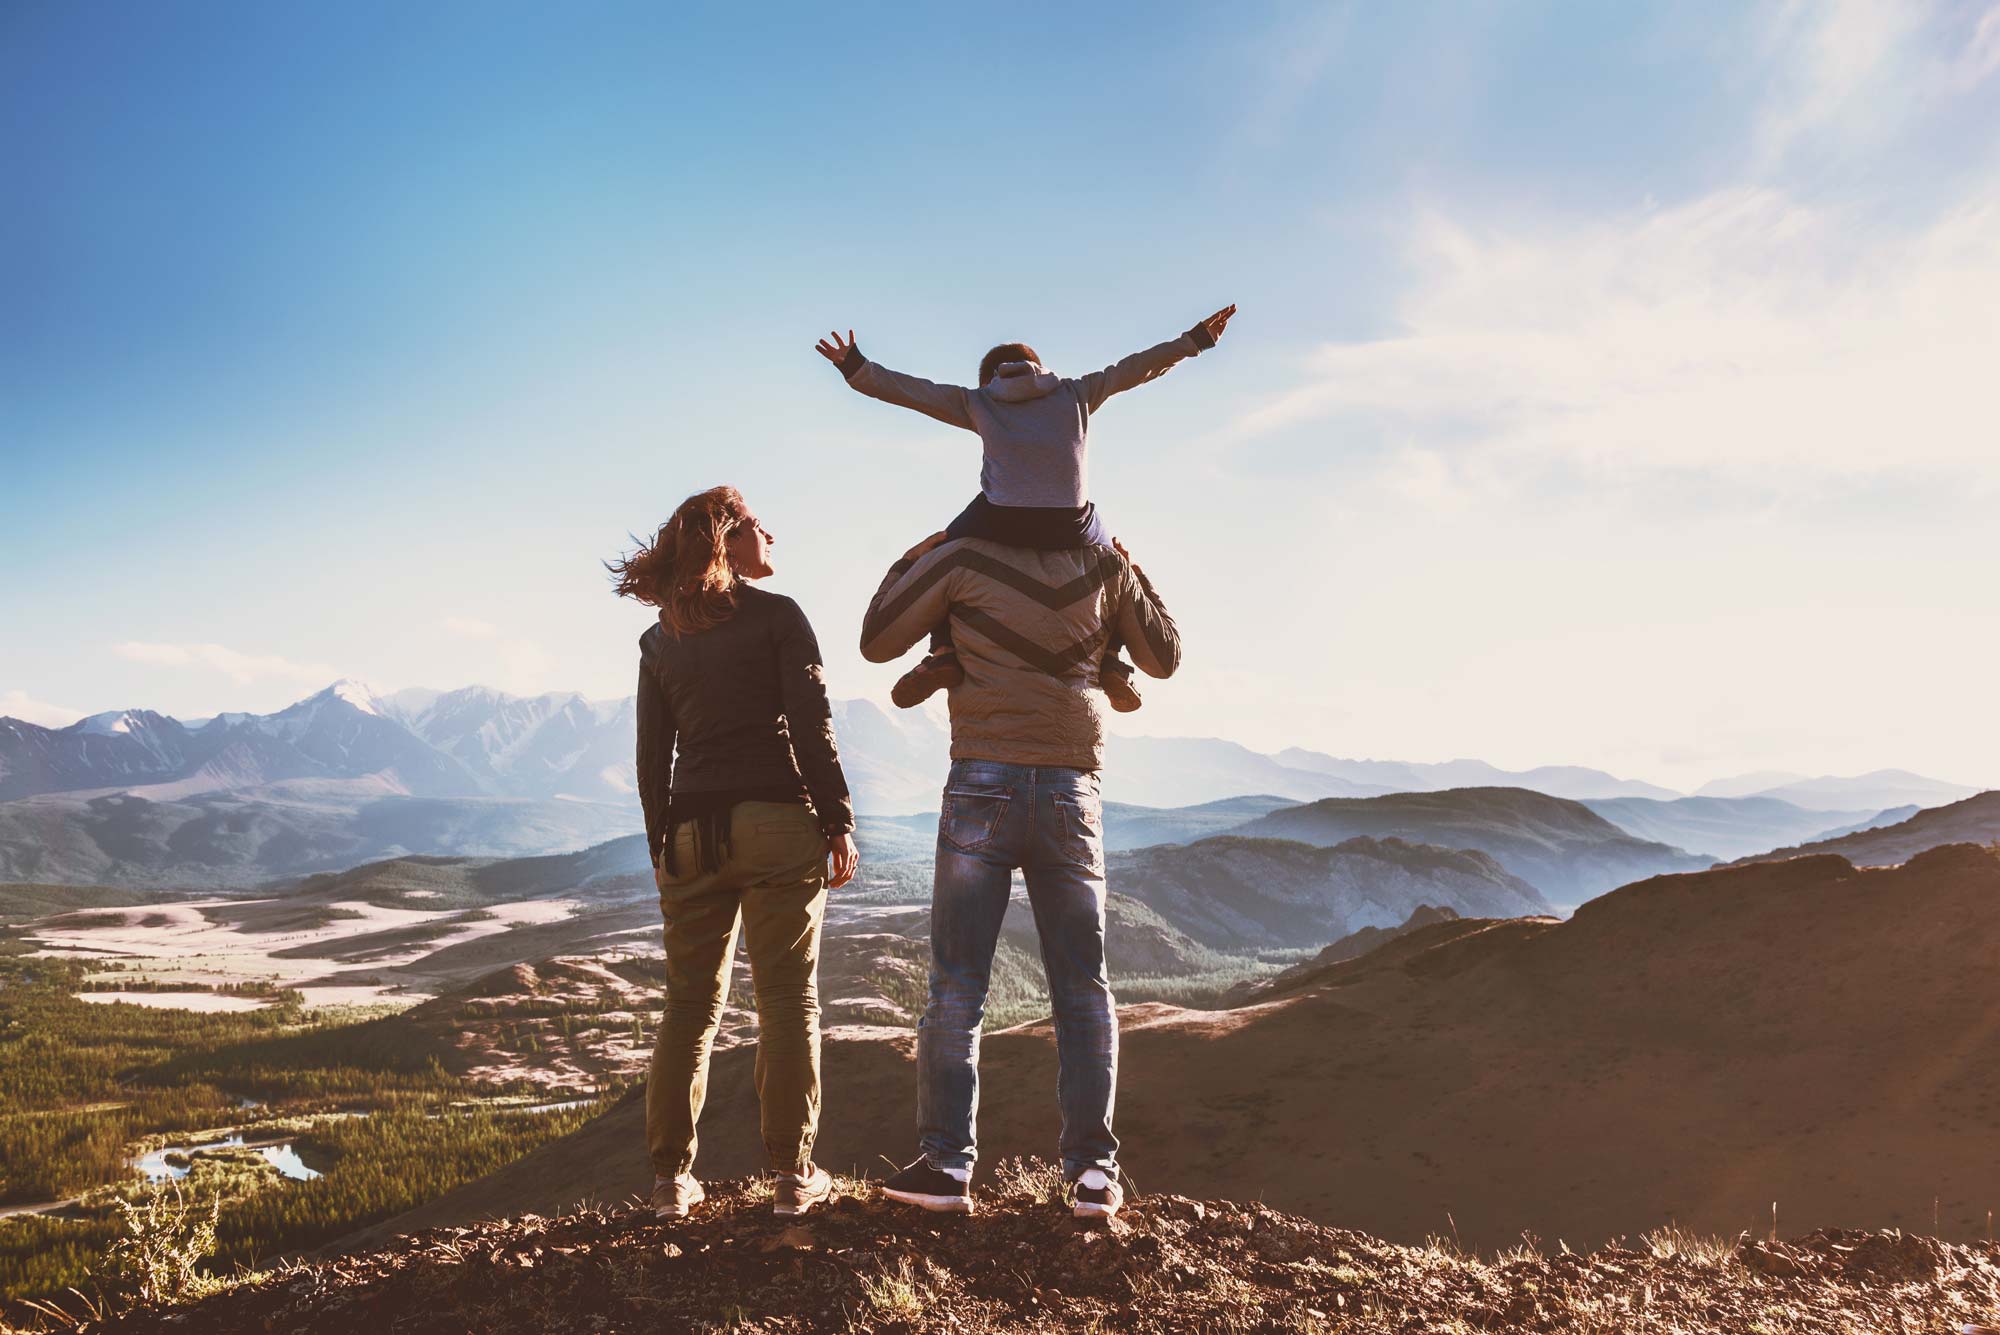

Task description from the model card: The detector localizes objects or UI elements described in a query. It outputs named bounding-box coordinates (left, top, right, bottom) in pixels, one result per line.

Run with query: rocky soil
left=30, top=1170, right=2000, bottom=1334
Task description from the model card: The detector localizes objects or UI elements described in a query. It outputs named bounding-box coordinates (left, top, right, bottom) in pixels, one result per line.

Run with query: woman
left=610, top=485, right=859, bottom=1219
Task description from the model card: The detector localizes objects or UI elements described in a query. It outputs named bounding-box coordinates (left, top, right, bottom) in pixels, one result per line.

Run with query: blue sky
left=4, top=0, right=1997, bottom=790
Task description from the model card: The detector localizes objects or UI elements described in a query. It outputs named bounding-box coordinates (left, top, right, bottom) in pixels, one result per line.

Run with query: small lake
left=520, top=1098, right=595, bottom=1114
left=134, top=1135, right=321, bottom=1183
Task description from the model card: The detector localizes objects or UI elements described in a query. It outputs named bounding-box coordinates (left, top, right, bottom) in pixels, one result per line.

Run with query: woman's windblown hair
left=608, top=485, right=750, bottom=636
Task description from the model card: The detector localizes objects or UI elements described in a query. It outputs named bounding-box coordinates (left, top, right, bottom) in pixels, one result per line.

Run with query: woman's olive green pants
left=646, top=800, right=827, bottom=1179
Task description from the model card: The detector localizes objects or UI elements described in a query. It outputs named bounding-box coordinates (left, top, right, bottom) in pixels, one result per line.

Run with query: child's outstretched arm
left=1075, top=304, right=1237, bottom=415
left=815, top=329, right=977, bottom=431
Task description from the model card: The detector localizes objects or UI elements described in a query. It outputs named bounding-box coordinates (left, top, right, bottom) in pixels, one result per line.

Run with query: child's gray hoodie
left=837, top=326, right=1216, bottom=509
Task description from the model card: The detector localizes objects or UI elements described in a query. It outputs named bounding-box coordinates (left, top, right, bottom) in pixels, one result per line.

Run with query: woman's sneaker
left=879, top=1155, right=974, bottom=1213
left=1066, top=1168, right=1123, bottom=1220
left=891, top=651, right=964, bottom=708
left=773, top=1164, right=834, bottom=1216
left=652, top=1172, right=704, bottom=1219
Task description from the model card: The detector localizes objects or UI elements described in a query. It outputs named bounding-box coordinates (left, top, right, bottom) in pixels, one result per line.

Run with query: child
left=815, top=304, right=1235, bottom=711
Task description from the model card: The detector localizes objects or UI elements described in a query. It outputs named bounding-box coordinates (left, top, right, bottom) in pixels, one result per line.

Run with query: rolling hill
left=1230, top=786, right=1711, bottom=906
left=1106, top=834, right=1551, bottom=950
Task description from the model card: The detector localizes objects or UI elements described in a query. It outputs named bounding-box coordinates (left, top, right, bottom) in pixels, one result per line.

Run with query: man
left=857, top=529, right=1182, bottom=1219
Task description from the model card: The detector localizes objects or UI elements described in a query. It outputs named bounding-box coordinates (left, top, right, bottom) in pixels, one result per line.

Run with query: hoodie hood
left=984, top=361, right=1062, bottom=403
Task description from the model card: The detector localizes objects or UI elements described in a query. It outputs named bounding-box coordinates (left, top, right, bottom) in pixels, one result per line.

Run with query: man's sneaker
left=773, top=1164, right=834, bottom=1216
left=878, top=1155, right=974, bottom=1214
left=651, top=1172, right=704, bottom=1219
left=1066, top=1168, right=1123, bottom=1220
left=1099, top=657, right=1142, bottom=713
left=891, top=652, right=964, bottom=708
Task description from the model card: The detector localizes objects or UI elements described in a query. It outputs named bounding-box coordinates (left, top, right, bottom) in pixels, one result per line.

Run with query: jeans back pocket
left=940, top=785, right=1012, bottom=854
left=1051, top=792, right=1105, bottom=872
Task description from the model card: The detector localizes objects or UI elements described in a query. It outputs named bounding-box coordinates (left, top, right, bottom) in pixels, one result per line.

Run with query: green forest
left=0, top=955, right=617, bottom=1310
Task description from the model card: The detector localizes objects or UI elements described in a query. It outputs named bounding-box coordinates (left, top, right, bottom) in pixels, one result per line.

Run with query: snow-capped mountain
left=0, top=681, right=485, bottom=802
left=0, top=709, right=201, bottom=799
left=388, top=686, right=638, bottom=802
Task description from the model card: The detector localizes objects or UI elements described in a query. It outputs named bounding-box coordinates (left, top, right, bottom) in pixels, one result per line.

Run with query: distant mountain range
left=11, top=680, right=1979, bottom=813
left=1276, top=750, right=1680, bottom=800
left=0, top=682, right=636, bottom=806
left=1, top=681, right=1987, bottom=890
left=1694, top=768, right=1980, bottom=811
left=1725, top=791, right=2000, bottom=869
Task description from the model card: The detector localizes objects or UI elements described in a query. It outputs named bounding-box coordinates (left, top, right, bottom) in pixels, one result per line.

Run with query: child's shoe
left=892, top=650, right=964, bottom=708
left=1100, top=656, right=1143, bottom=713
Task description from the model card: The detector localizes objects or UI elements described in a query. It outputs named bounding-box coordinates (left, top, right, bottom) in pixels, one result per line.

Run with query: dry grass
left=856, top=1254, right=925, bottom=1320
left=988, top=1155, right=1064, bottom=1206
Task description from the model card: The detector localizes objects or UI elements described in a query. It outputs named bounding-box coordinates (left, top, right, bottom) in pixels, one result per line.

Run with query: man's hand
left=815, top=329, right=858, bottom=365
left=1196, top=304, right=1237, bottom=344
left=903, top=530, right=949, bottom=562
left=826, top=832, right=858, bottom=889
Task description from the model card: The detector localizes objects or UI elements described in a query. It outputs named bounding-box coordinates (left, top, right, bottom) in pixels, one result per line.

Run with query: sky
left=3, top=0, right=1997, bottom=793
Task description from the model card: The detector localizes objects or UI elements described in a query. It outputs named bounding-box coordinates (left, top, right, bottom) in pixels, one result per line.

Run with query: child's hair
left=979, top=343, right=1041, bottom=386
left=607, top=485, right=751, bottom=636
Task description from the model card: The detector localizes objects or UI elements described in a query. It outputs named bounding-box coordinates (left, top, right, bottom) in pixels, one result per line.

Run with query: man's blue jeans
left=917, top=759, right=1117, bottom=1181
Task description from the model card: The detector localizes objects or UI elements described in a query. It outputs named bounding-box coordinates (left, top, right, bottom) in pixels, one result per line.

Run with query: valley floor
left=20, top=1174, right=2000, bottom=1335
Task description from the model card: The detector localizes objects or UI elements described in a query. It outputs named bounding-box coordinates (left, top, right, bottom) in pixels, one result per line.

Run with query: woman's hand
left=826, top=832, right=858, bottom=889
left=1197, top=304, right=1237, bottom=343
left=815, top=330, right=858, bottom=365
left=903, top=531, right=949, bottom=562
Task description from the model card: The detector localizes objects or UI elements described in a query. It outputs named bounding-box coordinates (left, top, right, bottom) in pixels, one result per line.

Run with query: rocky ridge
left=30, top=1176, right=2000, bottom=1334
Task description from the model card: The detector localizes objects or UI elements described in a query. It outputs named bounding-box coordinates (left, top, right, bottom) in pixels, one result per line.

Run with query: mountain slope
left=359, top=844, right=2000, bottom=1252
left=0, top=789, right=640, bottom=889
left=1234, top=903, right=1468, bottom=999
left=1231, top=786, right=1710, bottom=906
left=1107, top=834, right=1551, bottom=949
left=1727, top=790, right=2000, bottom=868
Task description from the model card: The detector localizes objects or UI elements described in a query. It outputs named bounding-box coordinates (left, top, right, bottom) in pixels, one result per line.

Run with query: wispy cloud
left=443, top=616, right=498, bottom=638
left=1951, top=2, right=2000, bottom=90
left=1750, top=0, right=2000, bottom=162
left=112, top=642, right=341, bottom=686
left=1752, top=0, right=1923, bottom=165
left=0, top=689, right=85, bottom=727
left=1235, top=184, right=1999, bottom=492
